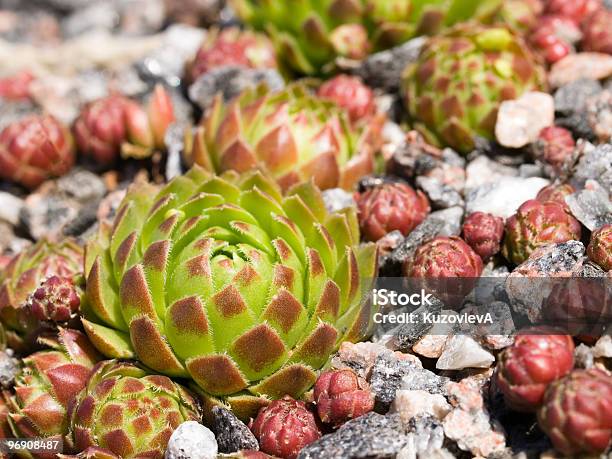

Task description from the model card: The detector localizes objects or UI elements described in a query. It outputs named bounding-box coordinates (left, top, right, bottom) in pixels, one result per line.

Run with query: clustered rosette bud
left=530, top=15, right=581, bottom=64
left=581, top=8, right=612, bottom=57
left=533, top=126, right=575, bottom=170
left=405, top=236, right=483, bottom=307
left=356, top=182, right=430, bottom=242
left=0, top=115, right=75, bottom=189
left=6, top=329, right=101, bottom=445
left=74, top=85, right=175, bottom=165
left=69, top=360, right=201, bottom=458
left=461, top=212, right=504, bottom=260
left=535, top=183, right=575, bottom=211
left=502, top=199, right=582, bottom=265
left=496, top=331, right=575, bottom=412
left=249, top=396, right=321, bottom=459
left=587, top=224, right=612, bottom=271
left=313, top=369, right=374, bottom=427
left=187, top=27, right=277, bottom=82
left=538, top=369, right=612, bottom=456
left=317, top=75, right=376, bottom=125
left=28, top=276, right=80, bottom=323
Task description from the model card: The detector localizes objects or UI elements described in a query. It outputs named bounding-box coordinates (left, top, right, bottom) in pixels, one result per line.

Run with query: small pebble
left=495, top=92, right=554, bottom=148
left=165, top=421, right=217, bottom=459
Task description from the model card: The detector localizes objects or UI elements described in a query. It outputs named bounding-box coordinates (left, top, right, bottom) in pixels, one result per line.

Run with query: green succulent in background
left=81, top=166, right=377, bottom=420
left=402, top=24, right=545, bottom=154
left=230, top=0, right=503, bottom=75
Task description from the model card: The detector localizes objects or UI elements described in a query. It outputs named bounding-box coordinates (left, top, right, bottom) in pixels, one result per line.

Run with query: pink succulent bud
left=534, top=126, right=575, bottom=169
left=496, top=330, right=574, bottom=412
left=587, top=224, right=612, bottom=271
left=313, top=369, right=374, bottom=427
left=73, top=94, right=130, bottom=166
left=535, top=183, right=575, bottom=211
left=318, top=75, right=376, bottom=124
left=188, top=27, right=276, bottom=82
left=249, top=396, right=321, bottom=459
left=0, top=70, right=34, bottom=101
left=545, top=0, right=601, bottom=23
left=356, top=182, right=430, bottom=242
left=538, top=369, right=612, bottom=456
left=502, top=199, right=582, bottom=265
left=530, top=15, right=579, bottom=64
left=582, top=8, right=612, bottom=56
left=329, top=24, right=370, bottom=60
left=28, top=276, right=80, bottom=323
left=461, top=212, right=504, bottom=260
left=404, top=236, right=483, bottom=307
left=121, top=85, right=175, bottom=159
left=0, top=115, right=75, bottom=189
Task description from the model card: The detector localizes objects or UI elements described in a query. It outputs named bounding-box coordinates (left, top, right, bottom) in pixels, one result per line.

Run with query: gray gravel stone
left=572, top=143, right=612, bottom=191
left=297, top=412, right=410, bottom=459
left=211, top=407, right=258, bottom=453
left=323, top=188, right=356, bottom=214
left=189, top=66, right=284, bottom=109
left=416, top=177, right=464, bottom=210
left=353, top=38, right=425, bottom=92
left=554, top=79, right=602, bottom=116
left=565, top=181, right=612, bottom=231
left=0, top=351, right=18, bottom=389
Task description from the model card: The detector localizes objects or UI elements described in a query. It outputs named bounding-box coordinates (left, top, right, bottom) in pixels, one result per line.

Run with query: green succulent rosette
left=402, top=24, right=545, bottom=154
left=231, top=0, right=502, bottom=75
left=81, top=166, right=377, bottom=419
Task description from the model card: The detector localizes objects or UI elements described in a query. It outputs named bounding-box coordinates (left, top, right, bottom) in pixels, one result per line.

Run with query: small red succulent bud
left=404, top=236, right=483, bottom=307
left=530, top=15, right=580, bottom=64
left=318, top=75, right=376, bottom=124
left=587, top=224, right=612, bottom=271
left=545, top=0, right=601, bottom=23
left=502, top=200, right=582, bottom=265
left=249, top=396, right=321, bottom=459
left=74, top=94, right=130, bottom=166
left=581, top=8, right=612, bottom=55
left=188, top=27, right=277, bottom=82
left=313, top=369, right=374, bottom=427
left=121, top=85, right=175, bottom=160
left=461, top=212, right=505, bottom=260
left=538, top=369, right=612, bottom=456
left=535, top=183, right=575, bottom=211
left=356, top=182, right=430, bottom=242
left=534, top=126, right=575, bottom=169
left=496, top=330, right=575, bottom=412
left=28, top=275, right=80, bottom=323
left=0, top=115, right=75, bottom=189
left=0, top=70, right=34, bottom=101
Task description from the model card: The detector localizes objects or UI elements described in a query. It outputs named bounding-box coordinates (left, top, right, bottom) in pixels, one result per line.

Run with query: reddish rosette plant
left=313, top=369, right=374, bottom=427
left=0, top=115, right=75, bottom=189
left=588, top=224, right=612, bottom=272
left=582, top=8, right=612, bottom=54
left=73, top=94, right=130, bottom=166
left=538, top=369, right=612, bottom=456
left=535, top=183, right=575, bottom=211
left=28, top=276, right=80, bottom=324
left=502, top=199, right=582, bottom=265
left=75, top=85, right=175, bottom=164
left=187, top=27, right=277, bottom=82
left=530, top=15, right=582, bottom=64
left=404, top=236, right=483, bottom=307
left=461, top=212, right=504, bottom=260
left=6, top=329, right=101, bottom=452
left=249, top=396, right=321, bottom=459
left=534, top=126, right=575, bottom=169
left=317, top=75, right=376, bottom=125
left=496, top=330, right=574, bottom=412
left=356, top=182, right=430, bottom=242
